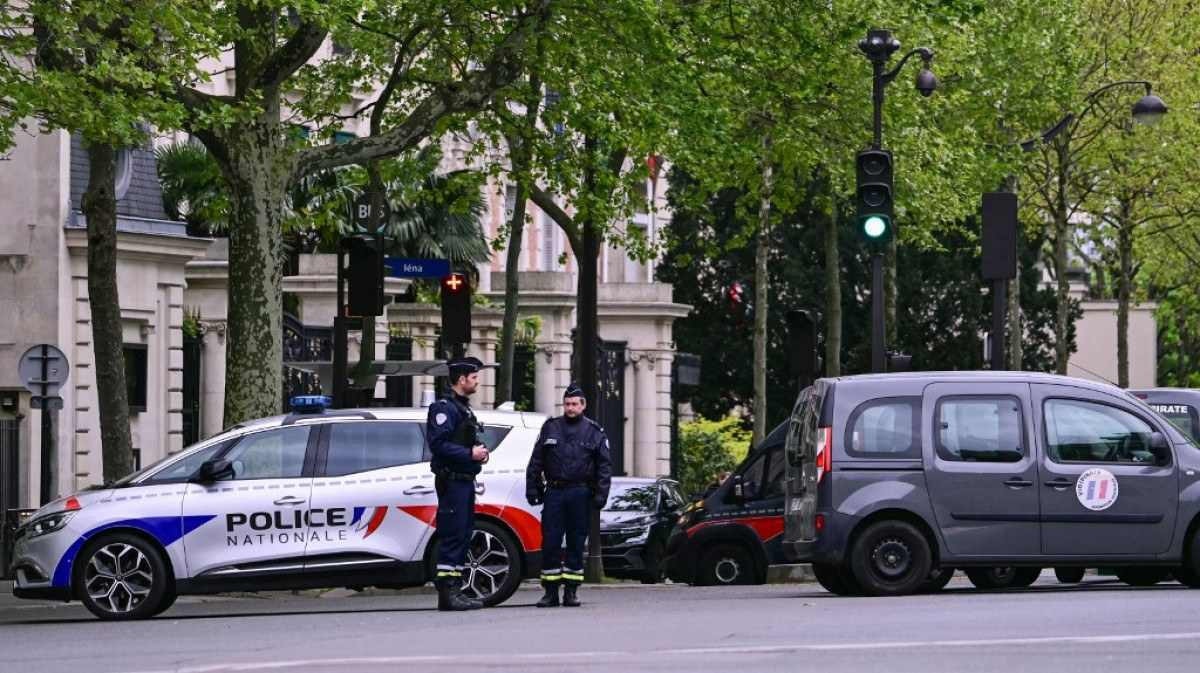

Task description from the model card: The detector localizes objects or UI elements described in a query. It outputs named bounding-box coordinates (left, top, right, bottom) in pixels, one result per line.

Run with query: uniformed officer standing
left=426, top=356, right=490, bottom=611
left=525, top=383, right=612, bottom=607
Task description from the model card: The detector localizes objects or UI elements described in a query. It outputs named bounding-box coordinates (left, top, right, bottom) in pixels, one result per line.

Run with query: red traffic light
left=442, top=273, right=467, bottom=293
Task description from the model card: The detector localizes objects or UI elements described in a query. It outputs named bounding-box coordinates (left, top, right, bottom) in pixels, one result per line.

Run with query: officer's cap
left=447, top=356, right=484, bottom=380
left=563, top=382, right=585, bottom=401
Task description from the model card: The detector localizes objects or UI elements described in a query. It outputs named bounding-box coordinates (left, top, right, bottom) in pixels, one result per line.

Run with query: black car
left=600, top=478, right=686, bottom=583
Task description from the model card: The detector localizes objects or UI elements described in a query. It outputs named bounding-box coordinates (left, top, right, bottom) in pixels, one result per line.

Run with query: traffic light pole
left=991, top=279, right=1008, bottom=371
left=332, top=245, right=349, bottom=409
left=871, top=253, right=885, bottom=373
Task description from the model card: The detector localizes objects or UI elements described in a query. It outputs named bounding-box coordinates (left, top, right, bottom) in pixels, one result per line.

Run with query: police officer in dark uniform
left=427, top=356, right=490, bottom=611
left=525, top=383, right=612, bottom=607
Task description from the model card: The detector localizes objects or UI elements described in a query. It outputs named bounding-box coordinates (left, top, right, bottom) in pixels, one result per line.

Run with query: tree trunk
left=884, top=236, right=898, bottom=348
left=824, top=202, right=841, bottom=377
left=1116, top=202, right=1133, bottom=388
left=752, top=132, right=773, bottom=446
left=82, top=142, right=135, bottom=483
left=496, top=183, right=528, bottom=405
left=217, top=120, right=290, bottom=426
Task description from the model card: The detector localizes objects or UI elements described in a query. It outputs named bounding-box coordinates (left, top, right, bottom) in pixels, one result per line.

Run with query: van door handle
left=403, top=485, right=436, bottom=496
left=1044, top=478, right=1073, bottom=490
left=1003, top=478, right=1033, bottom=488
left=273, top=496, right=307, bottom=506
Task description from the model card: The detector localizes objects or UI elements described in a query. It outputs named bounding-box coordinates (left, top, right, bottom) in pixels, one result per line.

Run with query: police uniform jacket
left=526, top=416, right=612, bottom=504
left=427, top=393, right=482, bottom=477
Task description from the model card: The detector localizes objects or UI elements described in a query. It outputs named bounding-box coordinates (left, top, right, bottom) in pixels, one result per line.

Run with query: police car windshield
left=111, top=432, right=237, bottom=487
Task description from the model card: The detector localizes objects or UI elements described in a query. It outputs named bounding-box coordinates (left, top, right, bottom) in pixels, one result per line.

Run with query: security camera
left=915, top=68, right=938, bottom=97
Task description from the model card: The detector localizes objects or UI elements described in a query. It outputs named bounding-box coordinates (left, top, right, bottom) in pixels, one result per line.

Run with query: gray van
left=782, top=372, right=1200, bottom=596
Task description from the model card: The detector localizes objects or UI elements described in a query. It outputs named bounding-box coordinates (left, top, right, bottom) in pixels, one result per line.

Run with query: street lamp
left=857, top=29, right=936, bottom=373
left=1020, top=80, right=1167, bottom=151
left=1017, top=80, right=1167, bottom=377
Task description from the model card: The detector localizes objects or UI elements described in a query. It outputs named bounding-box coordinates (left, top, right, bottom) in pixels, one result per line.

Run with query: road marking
left=124, top=631, right=1200, bottom=673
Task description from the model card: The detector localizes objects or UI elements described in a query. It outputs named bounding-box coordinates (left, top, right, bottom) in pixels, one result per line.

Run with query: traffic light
left=440, top=272, right=472, bottom=345
left=345, top=236, right=384, bottom=316
left=856, top=148, right=894, bottom=245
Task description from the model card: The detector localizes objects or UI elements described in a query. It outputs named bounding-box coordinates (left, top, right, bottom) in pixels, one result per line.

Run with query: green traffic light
left=863, top=215, right=888, bottom=239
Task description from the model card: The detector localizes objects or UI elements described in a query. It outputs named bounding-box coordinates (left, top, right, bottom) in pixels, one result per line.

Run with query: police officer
left=525, top=383, right=612, bottom=607
left=427, top=356, right=490, bottom=611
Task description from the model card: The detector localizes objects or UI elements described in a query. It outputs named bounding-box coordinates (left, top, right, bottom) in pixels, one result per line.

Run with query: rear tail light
left=815, top=427, right=832, bottom=483
left=814, top=513, right=826, bottom=533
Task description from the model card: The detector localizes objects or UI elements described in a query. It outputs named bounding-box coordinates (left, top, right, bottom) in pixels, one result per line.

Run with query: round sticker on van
left=1076, top=468, right=1119, bottom=511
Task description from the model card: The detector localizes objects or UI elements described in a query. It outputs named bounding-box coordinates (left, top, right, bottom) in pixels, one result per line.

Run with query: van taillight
left=815, top=427, right=832, bottom=483
left=815, top=513, right=826, bottom=533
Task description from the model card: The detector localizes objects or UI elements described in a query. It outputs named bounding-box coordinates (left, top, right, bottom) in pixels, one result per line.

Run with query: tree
left=2, top=0, right=214, bottom=482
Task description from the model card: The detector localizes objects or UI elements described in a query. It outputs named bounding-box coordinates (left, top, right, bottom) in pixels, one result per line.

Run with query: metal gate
left=282, top=313, right=330, bottom=410
left=596, top=340, right=627, bottom=476
left=182, top=335, right=201, bottom=446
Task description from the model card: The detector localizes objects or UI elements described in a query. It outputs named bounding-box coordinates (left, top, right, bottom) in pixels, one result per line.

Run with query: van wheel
left=697, top=544, right=757, bottom=586
left=848, top=520, right=932, bottom=596
left=919, top=567, right=955, bottom=593
left=73, top=533, right=172, bottom=621
left=812, top=562, right=860, bottom=596
left=966, top=567, right=1019, bottom=589
left=1054, top=567, right=1086, bottom=584
left=1116, top=567, right=1171, bottom=587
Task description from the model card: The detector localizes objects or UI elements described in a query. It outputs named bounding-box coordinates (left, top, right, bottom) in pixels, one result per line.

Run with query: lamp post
left=857, top=29, right=936, bottom=373
left=1019, top=80, right=1167, bottom=376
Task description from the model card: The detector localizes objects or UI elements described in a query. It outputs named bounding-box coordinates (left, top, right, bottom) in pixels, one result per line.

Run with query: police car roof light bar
left=290, top=395, right=332, bottom=414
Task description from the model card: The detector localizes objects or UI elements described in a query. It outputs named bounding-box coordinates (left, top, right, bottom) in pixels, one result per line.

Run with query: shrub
left=677, top=416, right=751, bottom=498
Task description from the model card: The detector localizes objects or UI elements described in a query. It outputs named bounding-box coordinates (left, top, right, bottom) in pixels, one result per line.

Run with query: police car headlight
left=24, top=511, right=75, bottom=539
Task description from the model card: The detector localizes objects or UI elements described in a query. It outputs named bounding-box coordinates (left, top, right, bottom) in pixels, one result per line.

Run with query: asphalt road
left=3, top=574, right=1200, bottom=673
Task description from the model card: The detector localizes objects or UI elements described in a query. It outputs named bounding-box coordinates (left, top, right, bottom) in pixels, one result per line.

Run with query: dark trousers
left=540, top=484, right=590, bottom=586
left=434, top=475, right=476, bottom=586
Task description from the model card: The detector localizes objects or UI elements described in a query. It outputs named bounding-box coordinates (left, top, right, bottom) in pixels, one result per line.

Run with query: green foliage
left=677, top=416, right=752, bottom=498
left=156, top=141, right=230, bottom=235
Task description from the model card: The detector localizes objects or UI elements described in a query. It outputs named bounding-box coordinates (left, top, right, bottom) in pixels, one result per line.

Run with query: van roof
left=823, top=371, right=1126, bottom=396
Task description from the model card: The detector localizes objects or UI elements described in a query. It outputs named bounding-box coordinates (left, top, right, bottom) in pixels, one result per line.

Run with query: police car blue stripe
left=51, top=515, right=217, bottom=588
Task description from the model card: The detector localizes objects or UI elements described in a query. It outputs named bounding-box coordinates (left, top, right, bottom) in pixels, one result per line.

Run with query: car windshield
left=605, top=483, right=657, bottom=512
left=111, top=432, right=235, bottom=487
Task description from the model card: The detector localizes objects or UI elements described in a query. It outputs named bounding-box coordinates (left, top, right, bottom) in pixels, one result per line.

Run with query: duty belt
left=547, top=480, right=588, bottom=489
left=436, top=469, right=478, bottom=481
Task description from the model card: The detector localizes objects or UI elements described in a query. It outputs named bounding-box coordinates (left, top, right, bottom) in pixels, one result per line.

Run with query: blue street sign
left=384, top=258, right=451, bottom=278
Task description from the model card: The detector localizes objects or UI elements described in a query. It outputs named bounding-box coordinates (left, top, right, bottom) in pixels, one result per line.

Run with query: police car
left=9, top=397, right=547, bottom=619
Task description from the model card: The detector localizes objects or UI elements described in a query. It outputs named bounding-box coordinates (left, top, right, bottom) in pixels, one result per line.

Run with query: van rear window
left=845, top=397, right=921, bottom=458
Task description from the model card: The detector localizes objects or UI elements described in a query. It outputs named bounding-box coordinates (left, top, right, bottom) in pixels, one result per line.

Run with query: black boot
left=437, top=580, right=482, bottom=611
left=536, top=583, right=560, bottom=608
left=562, top=584, right=581, bottom=607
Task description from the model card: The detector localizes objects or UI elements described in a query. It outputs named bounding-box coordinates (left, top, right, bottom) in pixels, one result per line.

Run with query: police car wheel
left=1054, top=567, right=1086, bottom=584
left=640, top=541, right=665, bottom=585
left=698, top=544, right=756, bottom=586
left=848, top=520, right=932, bottom=596
left=1116, top=567, right=1171, bottom=587
left=918, top=567, right=955, bottom=593
left=966, top=567, right=1018, bottom=589
left=74, top=533, right=172, bottom=621
left=461, top=521, right=522, bottom=607
left=813, top=562, right=860, bottom=596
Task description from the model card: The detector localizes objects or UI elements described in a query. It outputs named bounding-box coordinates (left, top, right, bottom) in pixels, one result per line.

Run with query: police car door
left=180, top=425, right=317, bottom=579
left=1033, top=385, right=1179, bottom=556
left=304, top=419, right=434, bottom=572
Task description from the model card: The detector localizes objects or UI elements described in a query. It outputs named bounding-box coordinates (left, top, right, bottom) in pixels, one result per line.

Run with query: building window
left=504, top=184, right=518, bottom=221
left=123, top=344, right=148, bottom=414
left=541, top=211, right=557, bottom=270
left=132, top=449, right=141, bottom=471
left=333, top=131, right=356, bottom=145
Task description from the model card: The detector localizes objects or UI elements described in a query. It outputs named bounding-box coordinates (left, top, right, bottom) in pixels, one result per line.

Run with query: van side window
left=846, top=397, right=920, bottom=459
left=936, top=397, right=1023, bottom=463
left=1044, top=399, right=1161, bottom=464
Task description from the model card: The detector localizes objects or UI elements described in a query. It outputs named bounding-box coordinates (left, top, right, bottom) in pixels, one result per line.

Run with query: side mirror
left=731, top=474, right=746, bottom=502
left=193, top=459, right=234, bottom=484
left=1150, top=432, right=1171, bottom=465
